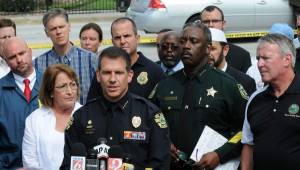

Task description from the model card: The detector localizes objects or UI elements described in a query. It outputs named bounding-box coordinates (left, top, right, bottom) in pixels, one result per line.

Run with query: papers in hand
left=190, top=125, right=240, bottom=170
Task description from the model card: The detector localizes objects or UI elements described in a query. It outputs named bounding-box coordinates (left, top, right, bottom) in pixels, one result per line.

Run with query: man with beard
left=208, top=28, right=256, bottom=95
left=150, top=22, right=247, bottom=170
left=157, top=31, right=184, bottom=75
left=201, top=5, right=252, bottom=73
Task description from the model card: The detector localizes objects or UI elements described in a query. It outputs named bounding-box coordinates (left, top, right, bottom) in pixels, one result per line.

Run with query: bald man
left=0, top=37, right=42, bottom=169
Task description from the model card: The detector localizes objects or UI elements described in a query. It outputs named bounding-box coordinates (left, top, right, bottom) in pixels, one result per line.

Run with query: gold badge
left=207, top=86, right=217, bottom=97
left=132, top=116, right=142, bottom=128
left=137, top=72, right=148, bottom=85
left=154, top=112, right=168, bottom=128
left=65, top=116, right=74, bottom=130
left=237, top=84, right=249, bottom=100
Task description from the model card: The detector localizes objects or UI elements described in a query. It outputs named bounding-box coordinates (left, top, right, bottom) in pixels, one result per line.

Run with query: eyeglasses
left=161, top=44, right=179, bottom=51
left=201, top=19, right=223, bottom=25
left=55, top=82, right=77, bottom=92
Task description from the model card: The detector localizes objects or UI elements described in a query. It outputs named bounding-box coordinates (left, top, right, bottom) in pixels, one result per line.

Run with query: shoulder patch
left=65, top=116, right=74, bottom=130
left=237, top=84, right=249, bottom=100
left=154, top=112, right=168, bottom=128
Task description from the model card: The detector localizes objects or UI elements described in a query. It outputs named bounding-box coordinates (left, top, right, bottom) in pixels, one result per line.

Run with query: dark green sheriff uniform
left=60, top=93, right=170, bottom=170
left=150, top=65, right=248, bottom=165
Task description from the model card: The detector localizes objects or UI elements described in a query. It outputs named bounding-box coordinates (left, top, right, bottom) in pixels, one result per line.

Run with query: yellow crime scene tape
left=28, top=30, right=294, bottom=49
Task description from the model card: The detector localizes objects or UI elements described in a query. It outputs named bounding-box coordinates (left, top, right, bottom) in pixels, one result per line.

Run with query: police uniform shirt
left=225, top=65, right=256, bottom=95
left=242, top=75, right=300, bottom=170
left=150, top=64, right=248, bottom=163
left=86, top=51, right=165, bottom=101
left=60, top=93, right=170, bottom=170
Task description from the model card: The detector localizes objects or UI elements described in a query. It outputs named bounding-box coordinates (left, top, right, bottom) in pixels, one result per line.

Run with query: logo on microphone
left=71, top=157, right=86, bottom=170
left=93, top=143, right=110, bottom=158
left=107, top=158, right=123, bottom=170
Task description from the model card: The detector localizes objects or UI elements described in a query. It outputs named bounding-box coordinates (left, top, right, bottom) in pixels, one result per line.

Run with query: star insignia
left=207, top=87, right=217, bottom=97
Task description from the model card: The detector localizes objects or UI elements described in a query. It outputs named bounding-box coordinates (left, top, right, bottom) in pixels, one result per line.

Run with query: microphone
left=86, top=148, right=100, bottom=170
left=93, top=138, right=110, bottom=170
left=122, top=153, right=134, bottom=170
left=107, top=145, right=124, bottom=170
left=70, top=143, right=86, bottom=170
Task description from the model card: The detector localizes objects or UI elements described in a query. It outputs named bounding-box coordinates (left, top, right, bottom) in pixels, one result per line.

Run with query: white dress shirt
left=293, top=38, right=300, bottom=49
left=0, top=57, right=10, bottom=78
left=13, top=69, right=36, bottom=92
left=160, top=61, right=184, bottom=75
left=22, top=102, right=82, bottom=170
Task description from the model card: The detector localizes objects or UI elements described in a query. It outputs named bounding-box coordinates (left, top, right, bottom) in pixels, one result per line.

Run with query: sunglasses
left=160, top=44, right=179, bottom=51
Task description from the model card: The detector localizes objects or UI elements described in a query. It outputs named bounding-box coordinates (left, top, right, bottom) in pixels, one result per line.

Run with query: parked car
left=126, top=0, right=293, bottom=37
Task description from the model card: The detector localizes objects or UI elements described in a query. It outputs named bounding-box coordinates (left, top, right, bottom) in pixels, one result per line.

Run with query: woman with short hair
left=22, top=64, right=82, bottom=169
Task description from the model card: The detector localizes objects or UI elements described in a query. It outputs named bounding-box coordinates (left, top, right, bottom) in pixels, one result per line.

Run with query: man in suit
left=201, top=5, right=252, bottom=73
left=157, top=31, right=184, bottom=75
left=0, top=37, right=42, bottom=169
left=208, top=28, right=256, bottom=95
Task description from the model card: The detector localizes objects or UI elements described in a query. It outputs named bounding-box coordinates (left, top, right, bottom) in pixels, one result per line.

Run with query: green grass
left=42, top=0, right=116, bottom=11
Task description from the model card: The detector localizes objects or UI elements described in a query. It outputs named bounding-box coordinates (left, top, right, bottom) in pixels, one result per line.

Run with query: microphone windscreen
left=71, top=143, right=86, bottom=156
left=108, top=145, right=124, bottom=158
left=97, top=137, right=107, bottom=144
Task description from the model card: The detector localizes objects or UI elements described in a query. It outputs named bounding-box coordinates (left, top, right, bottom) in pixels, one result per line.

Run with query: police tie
left=23, top=79, right=31, bottom=103
left=165, top=69, right=173, bottom=76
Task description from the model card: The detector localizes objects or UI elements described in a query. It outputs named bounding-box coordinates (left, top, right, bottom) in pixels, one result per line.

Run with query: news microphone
left=107, top=145, right=124, bottom=170
left=70, top=143, right=86, bottom=170
left=86, top=148, right=100, bottom=170
left=93, top=138, right=110, bottom=170
left=122, top=153, right=134, bottom=170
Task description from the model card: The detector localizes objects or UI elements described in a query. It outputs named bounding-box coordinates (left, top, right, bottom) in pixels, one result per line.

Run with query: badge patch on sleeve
left=124, top=131, right=146, bottom=140
left=154, top=112, right=168, bottom=128
left=65, top=116, right=74, bottom=130
left=237, top=84, right=249, bottom=100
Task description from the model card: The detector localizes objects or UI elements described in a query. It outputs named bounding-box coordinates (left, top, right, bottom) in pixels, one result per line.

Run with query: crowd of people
left=0, top=5, right=300, bottom=170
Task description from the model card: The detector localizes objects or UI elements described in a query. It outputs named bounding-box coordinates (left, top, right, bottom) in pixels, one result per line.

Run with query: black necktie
left=177, top=78, right=195, bottom=156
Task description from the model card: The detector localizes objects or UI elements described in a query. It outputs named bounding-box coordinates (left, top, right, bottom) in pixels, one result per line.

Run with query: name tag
left=124, top=131, right=146, bottom=140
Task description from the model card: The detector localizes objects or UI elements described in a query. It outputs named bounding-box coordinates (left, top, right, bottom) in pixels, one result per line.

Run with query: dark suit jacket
left=226, top=43, right=252, bottom=73
left=290, top=0, right=300, bottom=7
left=226, top=65, right=256, bottom=95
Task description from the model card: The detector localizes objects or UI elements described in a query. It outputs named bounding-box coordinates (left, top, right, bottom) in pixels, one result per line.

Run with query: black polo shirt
left=86, top=52, right=165, bottom=101
left=247, top=75, right=300, bottom=170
